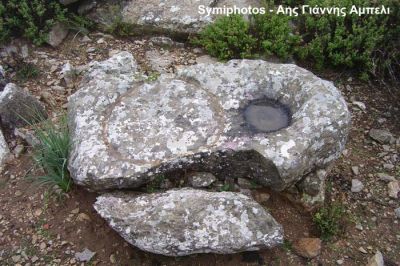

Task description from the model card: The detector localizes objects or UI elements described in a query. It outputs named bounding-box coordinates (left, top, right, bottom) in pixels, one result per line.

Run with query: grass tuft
left=16, top=61, right=40, bottom=81
left=28, top=114, right=72, bottom=193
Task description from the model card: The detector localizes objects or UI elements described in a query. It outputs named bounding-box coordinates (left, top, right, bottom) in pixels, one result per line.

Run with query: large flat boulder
left=94, top=188, right=283, bottom=256
left=68, top=52, right=350, bottom=193
left=88, top=0, right=261, bottom=37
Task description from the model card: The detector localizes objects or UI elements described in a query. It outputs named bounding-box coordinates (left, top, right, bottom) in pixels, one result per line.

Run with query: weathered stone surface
left=68, top=52, right=350, bottom=192
left=293, top=238, right=322, bottom=258
left=369, top=129, right=395, bottom=144
left=188, top=172, right=217, bottom=187
left=94, top=188, right=283, bottom=256
left=366, top=251, right=384, bottom=266
left=89, top=0, right=261, bottom=37
left=351, top=179, right=364, bottom=193
left=0, top=66, right=7, bottom=91
left=47, top=22, right=69, bottom=47
left=145, top=49, right=174, bottom=73
left=0, top=83, right=47, bottom=129
left=0, top=130, right=10, bottom=171
left=388, top=181, right=399, bottom=199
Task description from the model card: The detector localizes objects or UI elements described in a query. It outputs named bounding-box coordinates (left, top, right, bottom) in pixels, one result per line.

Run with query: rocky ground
left=0, top=32, right=399, bottom=265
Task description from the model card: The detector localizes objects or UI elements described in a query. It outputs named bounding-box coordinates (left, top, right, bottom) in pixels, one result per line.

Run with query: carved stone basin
left=68, top=52, right=350, bottom=204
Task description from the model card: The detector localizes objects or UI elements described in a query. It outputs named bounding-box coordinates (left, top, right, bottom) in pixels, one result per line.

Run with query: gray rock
left=61, top=62, right=87, bottom=88
left=377, top=173, right=395, bottom=182
left=352, top=101, right=366, bottom=111
left=88, top=0, right=261, bottom=37
left=14, top=128, right=40, bottom=147
left=0, top=130, right=10, bottom=171
left=0, top=83, right=47, bottom=129
left=145, top=49, right=174, bottom=73
left=196, top=55, right=218, bottom=64
left=366, top=251, right=384, bottom=266
left=188, top=172, right=216, bottom=187
left=369, top=129, right=395, bottom=144
left=237, top=178, right=253, bottom=189
left=94, top=188, right=283, bottom=256
left=47, top=22, right=68, bottom=47
left=13, top=144, right=25, bottom=158
left=297, top=169, right=327, bottom=197
left=0, top=66, right=8, bottom=91
left=383, top=163, right=394, bottom=170
left=395, top=207, right=400, bottom=219
left=388, top=181, right=399, bottom=199
left=75, top=248, right=96, bottom=262
left=68, top=53, right=350, bottom=193
left=351, top=166, right=359, bottom=175
left=150, top=36, right=184, bottom=48
left=351, top=179, right=364, bottom=193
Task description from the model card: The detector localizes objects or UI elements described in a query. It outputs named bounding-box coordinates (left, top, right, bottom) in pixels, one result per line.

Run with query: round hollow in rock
left=244, top=98, right=291, bottom=133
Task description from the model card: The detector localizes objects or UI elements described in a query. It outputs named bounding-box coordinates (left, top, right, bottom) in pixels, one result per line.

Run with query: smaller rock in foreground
left=369, top=129, right=395, bottom=144
left=75, top=248, right=96, bottom=262
left=351, top=179, right=364, bottom=193
left=293, top=238, right=322, bottom=258
left=94, top=188, right=283, bottom=256
left=366, top=251, right=384, bottom=266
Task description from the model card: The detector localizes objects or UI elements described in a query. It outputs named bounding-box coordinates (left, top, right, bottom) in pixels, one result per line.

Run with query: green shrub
left=252, top=10, right=301, bottom=59
left=313, top=203, right=345, bottom=241
left=0, top=0, right=94, bottom=45
left=192, top=15, right=257, bottom=60
left=66, top=13, right=95, bottom=36
left=193, top=10, right=300, bottom=61
left=0, top=0, right=68, bottom=45
left=295, top=0, right=399, bottom=81
left=30, top=115, right=72, bottom=193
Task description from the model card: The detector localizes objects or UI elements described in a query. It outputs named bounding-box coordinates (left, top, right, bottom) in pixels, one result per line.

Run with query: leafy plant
left=295, top=0, right=399, bottom=81
left=218, top=183, right=234, bottom=192
left=192, top=15, right=257, bottom=60
left=0, top=0, right=68, bottom=45
left=29, top=114, right=72, bottom=193
left=146, top=175, right=166, bottom=193
left=252, top=9, right=301, bottom=59
left=282, top=239, right=293, bottom=252
left=66, top=14, right=95, bottom=36
left=0, top=0, right=94, bottom=45
left=313, top=203, right=345, bottom=241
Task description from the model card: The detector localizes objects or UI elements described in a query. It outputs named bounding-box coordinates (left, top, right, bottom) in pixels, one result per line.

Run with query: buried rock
left=94, top=188, right=283, bottom=256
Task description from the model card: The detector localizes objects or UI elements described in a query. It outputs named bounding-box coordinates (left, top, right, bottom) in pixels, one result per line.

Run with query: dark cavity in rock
left=244, top=98, right=291, bottom=133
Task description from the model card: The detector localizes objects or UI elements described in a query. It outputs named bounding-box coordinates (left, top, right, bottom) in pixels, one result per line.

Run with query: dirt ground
left=0, top=33, right=399, bottom=266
